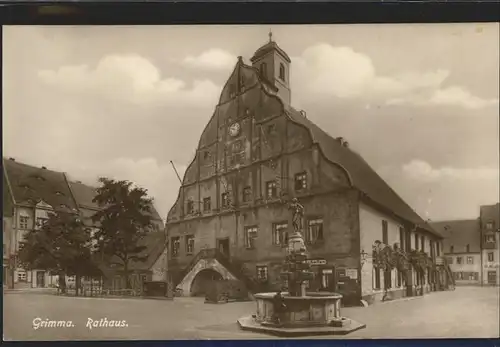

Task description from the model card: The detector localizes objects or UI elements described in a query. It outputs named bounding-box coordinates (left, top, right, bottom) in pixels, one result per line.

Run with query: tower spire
left=268, top=29, right=273, bottom=43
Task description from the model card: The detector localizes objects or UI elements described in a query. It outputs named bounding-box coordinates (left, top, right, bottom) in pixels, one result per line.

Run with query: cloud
left=294, top=44, right=498, bottom=110
left=402, top=159, right=499, bottom=182
left=38, top=54, right=221, bottom=108
left=182, top=49, right=236, bottom=71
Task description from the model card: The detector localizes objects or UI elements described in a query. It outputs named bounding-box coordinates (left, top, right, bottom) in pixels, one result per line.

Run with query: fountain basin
left=237, top=291, right=366, bottom=336
left=254, top=292, right=343, bottom=327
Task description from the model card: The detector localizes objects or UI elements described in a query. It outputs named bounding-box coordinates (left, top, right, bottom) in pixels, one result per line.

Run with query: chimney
left=76, top=180, right=82, bottom=184
left=300, top=110, right=307, bottom=118
left=9, top=157, right=15, bottom=161
left=42, top=166, right=47, bottom=169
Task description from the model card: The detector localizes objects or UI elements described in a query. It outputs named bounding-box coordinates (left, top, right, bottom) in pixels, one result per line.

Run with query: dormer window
left=187, top=199, right=194, bottom=214
left=203, top=151, right=210, bottom=160
left=279, top=63, right=285, bottom=81
left=55, top=191, right=63, bottom=196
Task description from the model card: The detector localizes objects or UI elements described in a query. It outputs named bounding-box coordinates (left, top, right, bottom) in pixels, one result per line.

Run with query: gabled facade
left=479, top=203, right=500, bottom=285
left=431, top=219, right=482, bottom=285
left=166, top=37, right=443, bottom=304
left=2, top=157, right=166, bottom=289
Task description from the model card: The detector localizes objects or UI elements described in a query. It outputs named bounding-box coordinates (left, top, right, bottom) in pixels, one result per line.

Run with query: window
left=373, top=266, right=381, bottom=290
left=245, top=226, right=258, bottom=249
left=267, top=124, right=276, bottom=134
left=203, top=151, right=210, bottom=160
left=397, top=269, right=403, bottom=287
left=415, top=234, right=419, bottom=250
left=171, top=237, right=180, bottom=257
left=485, top=234, right=496, bottom=243
left=467, top=256, right=473, bottom=264
left=242, top=186, right=252, bottom=203
left=455, top=272, right=463, bottom=280
left=228, top=84, right=236, bottom=98
left=466, top=244, right=470, bottom=253
left=19, top=216, right=29, bottom=229
left=185, top=235, right=194, bottom=254
left=203, top=197, right=211, bottom=212
left=450, top=245, right=454, bottom=253
left=306, top=218, right=324, bottom=244
left=279, top=63, right=286, bottom=81
left=221, top=193, right=229, bottom=208
left=488, top=252, right=494, bottom=262
left=266, top=181, right=277, bottom=199
left=187, top=199, right=194, bottom=214
left=260, top=63, right=267, bottom=78
left=294, top=172, right=307, bottom=191
left=382, top=220, right=388, bottom=244
left=17, top=272, right=26, bottom=282
left=421, top=235, right=425, bottom=252
left=272, top=223, right=288, bottom=246
left=256, top=265, right=268, bottom=282
left=456, top=256, right=463, bottom=265
left=468, top=272, right=478, bottom=281
left=486, top=221, right=494, bottom=230
left=36, top=217, right=48, bottom=229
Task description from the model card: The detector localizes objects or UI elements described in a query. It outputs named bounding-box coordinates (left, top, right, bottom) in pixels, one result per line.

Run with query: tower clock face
left=229, top=122, right=241, bottom=137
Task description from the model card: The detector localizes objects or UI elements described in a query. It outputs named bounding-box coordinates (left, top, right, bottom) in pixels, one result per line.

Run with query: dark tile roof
left=68, top=180, right=163, bottom=222
left=284, top=107, right=439, bottom=238
left=251, top=40, right=291, bottom=63
left=430, top=219, right=481, bottom=253
left=3, top=158, right=78, bottom=212
left=3, top=172, right=14, bottom=217
left=480, top=203, right=500, bottom=229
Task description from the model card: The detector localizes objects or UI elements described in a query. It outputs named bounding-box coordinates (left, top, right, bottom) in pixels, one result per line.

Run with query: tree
left=17, top=212, right=94, bottom=295
left=372, top=240, right=397, bottom=301
left=91, top=178, right=154, bottom=289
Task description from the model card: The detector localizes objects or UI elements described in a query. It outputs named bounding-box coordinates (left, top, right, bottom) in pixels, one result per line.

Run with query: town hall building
left=166, top=36, right=444, bottom=304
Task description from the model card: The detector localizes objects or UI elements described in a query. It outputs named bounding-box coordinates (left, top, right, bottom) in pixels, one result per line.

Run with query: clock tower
left=250, top=31, right=292, bottom=105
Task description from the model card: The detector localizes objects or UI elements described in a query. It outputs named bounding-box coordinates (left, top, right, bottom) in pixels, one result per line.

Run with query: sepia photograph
left=2, top=24, right=499, bottom=341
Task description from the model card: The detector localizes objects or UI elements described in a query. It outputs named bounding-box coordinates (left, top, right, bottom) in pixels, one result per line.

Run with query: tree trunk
left=58, top=270, right=67, bottom=294
left=124, top=262, right=131, bottom=289
left=75, top=275, right=81, bottom=297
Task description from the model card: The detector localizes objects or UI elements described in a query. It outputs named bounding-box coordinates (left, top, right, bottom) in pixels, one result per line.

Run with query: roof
left=3, top=158, right=78, bottom=213
left=101, top=231, right=167, bottom=272
left=283, top=107, right=440, bottom=238
left=68, top=180, right=163, bottom=222
left=430, top=220, right=481, bottom=253
left=480, top=203, right=500, bottom=228
left=250, top=40, right=291, bottom=64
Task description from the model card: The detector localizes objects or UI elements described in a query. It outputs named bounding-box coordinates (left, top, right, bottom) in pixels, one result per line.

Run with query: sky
left=3, top=24, right=499, bottom=222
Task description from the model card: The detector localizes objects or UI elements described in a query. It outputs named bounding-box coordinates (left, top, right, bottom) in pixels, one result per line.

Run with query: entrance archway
left=190, top=269, right=223, bottom=296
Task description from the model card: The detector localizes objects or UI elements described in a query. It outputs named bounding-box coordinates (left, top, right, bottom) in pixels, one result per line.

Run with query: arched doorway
left=190, top=269, right=223, bottom=297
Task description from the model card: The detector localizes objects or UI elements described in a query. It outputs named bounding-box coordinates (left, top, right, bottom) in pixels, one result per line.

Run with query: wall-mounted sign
left=484, top=263, right=500, bottom=268
left=305, top=259, right=327, bottom=265
left=346, top=269, right=358, bottom=280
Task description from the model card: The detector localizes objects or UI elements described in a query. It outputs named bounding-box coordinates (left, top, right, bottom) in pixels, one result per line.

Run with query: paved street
left=3, top=286, right=499, bottom=340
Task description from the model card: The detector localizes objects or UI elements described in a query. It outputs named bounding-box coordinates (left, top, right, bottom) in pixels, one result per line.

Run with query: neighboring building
left=2, top=157, right=166, bottom=289
left=3, top=171, right=15, bottom=288
left=166, top=36, right=444, bottom=304
left=431, top=220, right=481, bottom=285
left=479, top=203, right=500, bottom=286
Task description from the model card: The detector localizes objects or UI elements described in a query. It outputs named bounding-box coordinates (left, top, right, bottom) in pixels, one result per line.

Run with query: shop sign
left=346, top=269, right=358, bottom=280
left=305, top=259, right=327, bottom=265
left=484, top=263, right=500, bottom=268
